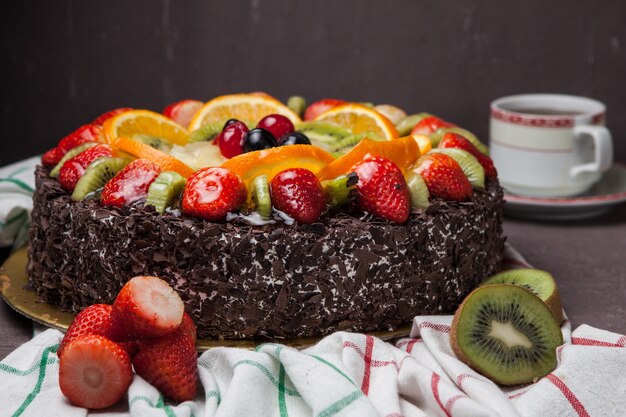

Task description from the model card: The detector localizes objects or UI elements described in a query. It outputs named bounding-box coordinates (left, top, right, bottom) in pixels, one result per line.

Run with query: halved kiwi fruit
left=395, top=113, right=431, bottom=136
left=71, top=157, right=130, bottom=201
left=405, top=171, right=430, bottom=210
left=322, top=172, right=358, bottom=208
left=188, top=123, right=225, bottom=143
left=481, top=269, right=564, bottom=324
left=429, top=127, right=489, bottom=155
left=49, top=142, right=98, bottom=178
left=451, top=284, right=563, bottom=386
left=145, top=171, right=186, bottom=214
left=251, top=174, right=272, bottom=219
left=132, top=134, right=172, bottom=152
left=429, top=148, right=485, bottom=189
left=295, top=122, right=352, bottom=153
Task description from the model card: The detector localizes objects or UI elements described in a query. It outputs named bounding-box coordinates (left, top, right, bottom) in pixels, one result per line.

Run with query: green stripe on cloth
left=310, top=355, right=356, bottom=386
left=0, top=178, right=34, bottom=193
left=317, top=390, right=363, bottom=417
left=205, top=389, right=221, bottom=404
left=5, top=210, right=27, bottom=227
left=233, top=359, right=301, bottom=397
left=0, top=355, right=58, bottom=376
left=6, top=166, right=32, bottom=178
left=7, top=344, right=59, bottom=417
left=130, top=394, right=197, bottom=417
left=275, top=346, right=289, bottom=417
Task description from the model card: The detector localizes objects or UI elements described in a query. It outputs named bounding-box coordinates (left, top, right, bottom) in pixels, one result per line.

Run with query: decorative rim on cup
left=490, top=94, right=606, bottom=128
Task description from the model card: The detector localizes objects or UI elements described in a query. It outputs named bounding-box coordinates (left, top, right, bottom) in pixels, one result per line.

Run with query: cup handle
left=570, top=125, right=613, bottom=177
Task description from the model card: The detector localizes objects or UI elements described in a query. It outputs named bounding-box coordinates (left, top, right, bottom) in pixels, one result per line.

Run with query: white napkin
left=1, top=320, right=624, bottom=417
left=0, top=156, right=38, bottom=248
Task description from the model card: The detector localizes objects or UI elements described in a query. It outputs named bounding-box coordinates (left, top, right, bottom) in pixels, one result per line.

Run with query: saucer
left=504, top=162, right=626, bottom=220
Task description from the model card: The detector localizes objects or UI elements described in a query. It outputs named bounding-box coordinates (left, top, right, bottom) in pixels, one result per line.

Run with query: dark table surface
left=1, top=208, right=625, bottom=360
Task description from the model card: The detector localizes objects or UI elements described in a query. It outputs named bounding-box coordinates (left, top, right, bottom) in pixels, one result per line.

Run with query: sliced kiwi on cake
left=145, top=171, right=187, bottom=214
left=429, top=148, right=485, bottom=189
left=481, top=269, right=564, bottom=324
left=295, top=122, right=352, bottom=153
left=71, top=157, right=131, bottom=201
left=49, top=142, right=99, bottom=178
left=251, top=174, right=272, bottom=219
left=132, top=134, right=172, bottom=152
left=188, top=122, right=224, bottom=143
left=451, top=284, right=563, bottom=386
left=395, top=113, right=431, bottom=136
left=405, top=171, right=430, bottom=210
left=322, top=172, right=358, bottom=208
left=430, top=127, right=489, bottom=155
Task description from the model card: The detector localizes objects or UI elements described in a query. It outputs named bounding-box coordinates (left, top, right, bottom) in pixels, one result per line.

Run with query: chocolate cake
left=28, top=165, right=505, bottom=340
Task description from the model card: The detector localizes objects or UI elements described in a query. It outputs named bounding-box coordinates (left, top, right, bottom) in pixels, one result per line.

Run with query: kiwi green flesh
left=322, top=173, right=358, bottom=208
left=482, top=269, right=563, bottom=323
left=132, top=134, right=172, bottom=152
left=405, top=171, right=430, bottom=209
left=430, top=148, right=485, bottom=189
left=451, top=284, right=563, bottom=386
left=251, top=174, right=271, bottom=219
left=145, top=171, right=186, bottom=214
left=71, top=157, right=131, bottom=201
left=49, top=142, right=99, bottom=178
left=430, top=127, right=490, bottom=156
left=294, top=122, right=352, bottom=153
left=395, top=113, right=431, bottom=136
left=286, top=96, right=306, bottom=117
left=188, top=123, right=224, bottom=143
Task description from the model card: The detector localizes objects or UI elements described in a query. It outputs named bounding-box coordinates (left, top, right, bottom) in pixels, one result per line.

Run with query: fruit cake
left=27, top=93, right=505, bottom=340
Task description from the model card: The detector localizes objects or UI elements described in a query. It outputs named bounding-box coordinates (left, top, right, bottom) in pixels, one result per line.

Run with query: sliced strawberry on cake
left=438, top=132, right=498, bottom=179
left=162, top=99, right=203, bottom=128
left=181, top=167, right=247, bottom=221
left=414, top=153, right=473, bottom=201
left=269, top=168, right=326, bottom=223
left=58, top=144, right=114, bottom=191
left=101, top=159, right=161, bottom=207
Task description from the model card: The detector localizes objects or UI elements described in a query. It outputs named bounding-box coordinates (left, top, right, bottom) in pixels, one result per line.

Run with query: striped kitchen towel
left=1, top=321, right=624, bottom=416
left=0, top=156, right=38, bottom=249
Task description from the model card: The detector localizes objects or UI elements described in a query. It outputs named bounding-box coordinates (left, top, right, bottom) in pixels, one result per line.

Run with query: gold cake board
left=0, top=247, right=411, bottom=351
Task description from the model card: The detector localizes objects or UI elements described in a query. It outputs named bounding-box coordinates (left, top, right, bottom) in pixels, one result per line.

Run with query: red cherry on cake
left=350, top=157, right=410, bottom=223
left=59, top=144, right=114, bottom=191
left=410, top=115, right=455, bottom=135
left=133, top=322, right=198, bottom=403
left=304, top=98, right=346, bottom=121
left=269, top=168, right=326, bottom=224
left=59, top=334, right=132, bottom=409
left=182, top=167, right=247, bottom=221
left=162, top=99, right=203, bottom=128
left=92, top=108, right=133, bottom=126
left=414, top=153, right=473, bottom=201
left=217, top=119, right=249, bottom=158
left=439, top=132, right=498, bottom=179
left=100, top=159, right=161, bottom=208
left=256, top=114, right=295, bottom=140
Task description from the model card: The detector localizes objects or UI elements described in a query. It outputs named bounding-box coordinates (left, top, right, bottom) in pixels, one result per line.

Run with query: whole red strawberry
left=182, top=167, right=246, bottom=221
left=163, top=100, right=203, bottom=128
left=59, top=144, right=114, bottom=191
left=410, top=116, right=455, bottom=135
left=133, top=325, right=198, bottom=403
left=179, top=312, right=197, bottom=343
left=101, top=159, right=161, bottom=208
left=111, top=275, right=185, bottom=340
left=415, top=153, right=473, bottom=201
left=439, top=132, right=498, bottom=179
left=58, top=304, right=134, bottom=358
left=58, top=124, right=104, bottom=152
left=59, top=334, right=132, bottom=409
left=92, top=107, right=133, bottom=126
left=270, top=168, right=326, bottom=223
left=304, top=98, right=346, bottom=121
left=350, top=157, right=410, bottom=223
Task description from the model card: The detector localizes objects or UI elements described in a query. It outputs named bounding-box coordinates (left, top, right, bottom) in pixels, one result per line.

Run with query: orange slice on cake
left=103, top=110, right=190, bottom=146
left=220, top=145, right=335, bottom=188
left=111, top=137, right=195, bottom=177
left=313, top=103, right=399, bottom=140
left=188, top=93, right=301, bottom=131
left=318, top=135, right=428, bottom=180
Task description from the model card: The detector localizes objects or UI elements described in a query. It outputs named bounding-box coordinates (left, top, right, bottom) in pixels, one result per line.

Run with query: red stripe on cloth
left=557, top=345, right=565, bottom=362
left=444, top=394, right=466, bottom=413
left=456, top=373, right=491, bottom=387
left=343, top=341, right=401, bottom=370
left=546, top=374, right=590, bottom=417
left=406, top=339, right=420, bottom=353
left=360, top=335, right=374, bottom=395
left=385, top=414, right=404, bottom=417
left=431, top=373, right=452, bottom=417
left=571, top=336, right=626, bottom=347
left=508, top=390, right=528, bottom=400
left=419, top=322, right=451, bottom=333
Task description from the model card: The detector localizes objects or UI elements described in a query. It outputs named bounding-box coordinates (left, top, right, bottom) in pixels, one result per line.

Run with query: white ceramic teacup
left=490, top=94, right=613, bottom=197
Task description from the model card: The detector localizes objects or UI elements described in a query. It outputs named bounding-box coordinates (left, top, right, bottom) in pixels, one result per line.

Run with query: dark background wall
left=2, top=0, right=625, bottom=166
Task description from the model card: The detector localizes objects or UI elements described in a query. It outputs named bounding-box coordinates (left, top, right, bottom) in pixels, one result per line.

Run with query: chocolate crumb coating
left=28, top=165, right=505, bottom=340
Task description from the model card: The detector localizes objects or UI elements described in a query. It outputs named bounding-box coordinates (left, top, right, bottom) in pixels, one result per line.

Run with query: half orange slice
left=314, top=103, right=399, bottom=140
left=103, top=110, right=190, bottom=146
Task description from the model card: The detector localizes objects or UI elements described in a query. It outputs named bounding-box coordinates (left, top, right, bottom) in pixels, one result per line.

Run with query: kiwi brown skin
left=450, top=284, right=563, bottom=385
